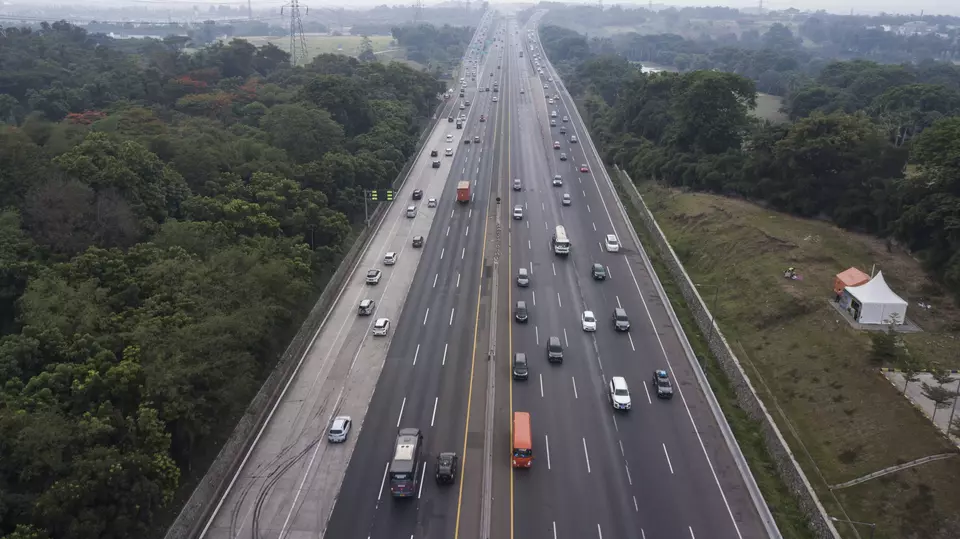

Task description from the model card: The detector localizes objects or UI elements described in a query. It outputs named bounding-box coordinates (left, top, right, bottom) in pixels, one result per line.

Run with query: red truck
left=457, top=181, right=470, bottom=203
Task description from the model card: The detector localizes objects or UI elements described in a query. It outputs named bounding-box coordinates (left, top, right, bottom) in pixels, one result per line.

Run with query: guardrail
left=164, top=95, right=451, bottom=539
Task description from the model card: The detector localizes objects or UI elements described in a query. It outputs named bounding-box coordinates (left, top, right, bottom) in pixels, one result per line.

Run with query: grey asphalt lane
left=493, top=15, right=769, bottom=539
left=324, top=18, right=515, bottom=539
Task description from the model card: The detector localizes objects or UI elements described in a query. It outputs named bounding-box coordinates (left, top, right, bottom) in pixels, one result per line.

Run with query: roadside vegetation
left=539, top=17, right=960, bottom=539
left=0, top=22, right=445, bottom=538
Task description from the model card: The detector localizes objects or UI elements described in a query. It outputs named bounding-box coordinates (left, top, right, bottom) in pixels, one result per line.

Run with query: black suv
left=592, top=263, right=607, bottom=280
left=436, top=452, right=459, bottom=484
left=513, top=353, right=529, bottom=380
left=515, top=301, right=529, bottom=323
left=412, top=189, right=423, bottom=200
left=613, top=308, right=630, bottom=331
left=430, top=149, right=438, bottom=157
left=547, top=337, right=563, bottom=363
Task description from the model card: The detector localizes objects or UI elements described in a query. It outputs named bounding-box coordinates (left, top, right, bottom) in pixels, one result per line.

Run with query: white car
left=492, top=96, right=498, bottom=102
left=552, top=175, right=563, bottom=186
left=328, top=416, right=352, bottom=442
left=513, top=205, right=524, bottom=220
left=384, top=252, right=398, bottom=265
left=581, top=310, right=597, bottom=332
left=445, top=148, right=454, bottom=156
left=428, top=197, right=437, bottom=208
left=562, top=193, right=571, bottom=206
left=365, top=269, right=382, bottom=285
left=604, top=234, right=620, bottom=253
left=520, top=88, right=525, bottom=94
left=372, top=318, right=391, bottom=336
left=446, top=134, right=454, bottom=142
left=609, top=377, right=632, bottom=410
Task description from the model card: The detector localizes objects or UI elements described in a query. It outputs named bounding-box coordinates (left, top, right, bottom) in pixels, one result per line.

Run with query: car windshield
left=615, top=389, right=629, bottom=397
left=367, top=270, right=377, bottom=276
left=657, top=379, right=671, bottom=387
left=584, top=314, right=595, bottom=322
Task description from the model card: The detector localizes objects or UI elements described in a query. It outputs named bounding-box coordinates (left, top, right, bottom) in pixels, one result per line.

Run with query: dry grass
left=243, top=34, right=396, bottom=61
left=638, top=183, right=960, bottom=539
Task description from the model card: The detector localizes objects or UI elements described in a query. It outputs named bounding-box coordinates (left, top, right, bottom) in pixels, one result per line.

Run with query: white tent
left=844, top=271, right=908, bottom=325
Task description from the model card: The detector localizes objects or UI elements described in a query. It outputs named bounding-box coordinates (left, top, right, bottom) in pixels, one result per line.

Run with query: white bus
left=552, top=225, right=571, bottom=255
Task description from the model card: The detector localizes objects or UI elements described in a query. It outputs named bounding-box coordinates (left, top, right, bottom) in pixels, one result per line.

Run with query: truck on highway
left=457, top=181, right=470, bottom=203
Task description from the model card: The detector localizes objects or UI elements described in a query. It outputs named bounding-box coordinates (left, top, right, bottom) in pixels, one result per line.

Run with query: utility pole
left=414, top=0, right=423, bottom=23
left=281, top=0, right=308, bottom=66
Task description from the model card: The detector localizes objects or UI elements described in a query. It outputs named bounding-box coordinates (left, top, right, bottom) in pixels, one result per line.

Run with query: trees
left=0, top=20, right=443, bottom=537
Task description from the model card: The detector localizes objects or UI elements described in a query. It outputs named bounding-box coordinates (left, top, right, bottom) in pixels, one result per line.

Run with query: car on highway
left=465, top=100, right=471, bottom=107
left=445, top=148, right=454, bottom=156
left=550, top=119, right=556, bottom=127
left=366, top=269, right=382, bottom=285
left=543, top=83, right=549, bottom=89
left=652, top=370, right=674, bottom=399
left=562, top=115, right=568, bottom=122
left=406, top=206, right=417, bottom=218
left=515, top=301, right=529, bottom=323
left=548, top=98, right=554, bottom=104
left=473, top=135, right=481, bottom=143
left=372, top=318, right=391, bottom=336
left=412, top=189, right=423, bottom=200
left=430, top=149, right=438, bottom=157
left=520, top=88, right=525, bottom=94
left=553, top=141, right=561, bottom=149
left=513, top=352, right=529, bottom=380
left=464, top=138, right=471, bottom=145
left=559, top=152, right=567, bottom=161
left=446, top=134, right=454, bottom=142
left=492, top=96, right=498, bottom=102
left=591, top=263, right=607, bottom=280
left=459, top=103, right=465, bottom=110
left=580, top=164, right=589, bottom=173
left=383, top=252, right=398, bottom=265
left=327, top=416, right=352, bottom=442
left=570, top=135, right=578, bottom=143
left=432, top=160, right=441, bottom=168
left=436, top=452, right=459, bottom=484
left=562, top=193, right=572, bottom=206
left=613, top=308, right=631, bottom=331
left=609, top=377, right=632, bottom=410
left=552, top=175, right=563, bottom=186
left=513, top=178, right=522, bottom=191
left=428, top=197, right=437, bottom=208
left=480, top=115, right=486, bottom=122
left=517, top=268, right=529, bottom=287
left=358, top=299, right=375, bottom=316
left=547, top=336, right=563, bottom=363
left=412, top=235, right=424, bottom=248
left=581, top=310, right=597, bottom=332
left=550, top=110, right=557, bottom=118
left=513, top=205, right=524, bottom=220
left=604, top=234, right=620, bottom=252
left=560, top=126, right=567, bottom=134
left=448, top=116, right=454, bottom=123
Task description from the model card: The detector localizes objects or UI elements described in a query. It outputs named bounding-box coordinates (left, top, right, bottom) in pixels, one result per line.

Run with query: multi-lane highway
left=198, top=12, right=502, bottom=539
left=197, top=9, right=774, bottom=539
left=489, top=14, right=770, bottom=539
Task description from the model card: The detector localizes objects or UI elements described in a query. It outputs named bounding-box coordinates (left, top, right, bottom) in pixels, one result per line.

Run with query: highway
left=198, top=12, right=501, bottom=539
left=491, top=14, right=770, bottom=539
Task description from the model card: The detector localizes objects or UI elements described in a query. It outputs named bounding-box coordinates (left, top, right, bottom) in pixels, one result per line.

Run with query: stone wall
left=615, top=168, right=840, bottom=539
left=163, top=100, right=446, bottom=539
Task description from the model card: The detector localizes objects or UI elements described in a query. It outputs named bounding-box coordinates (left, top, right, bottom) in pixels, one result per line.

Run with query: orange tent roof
left=835, top=267, right=870, bottom=294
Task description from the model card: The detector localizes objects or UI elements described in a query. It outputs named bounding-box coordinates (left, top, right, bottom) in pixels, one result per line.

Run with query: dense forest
left=0, top=20, right=446, bottom=538
left=539, top=24, right=960, bottom=298
left=392, top=23, right=476, bottom=75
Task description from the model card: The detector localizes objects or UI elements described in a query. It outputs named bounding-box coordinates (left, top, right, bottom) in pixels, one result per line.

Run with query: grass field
left=244, top=34, right=396, bottom=61
left=633, top=183, right=960, bottom=539
left=752, top=92, right=788, bottom=123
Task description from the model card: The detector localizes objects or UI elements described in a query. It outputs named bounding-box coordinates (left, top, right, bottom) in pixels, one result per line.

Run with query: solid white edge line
left=377, top=462, right=389, bottom=501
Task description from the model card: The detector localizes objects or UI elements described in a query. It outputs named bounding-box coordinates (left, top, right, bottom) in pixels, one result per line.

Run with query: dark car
left=412, top=189, right=423, bottom=200
left=430, top=149, right=438, bottom=157
left=592, top=263, right=607, bottom=280
left=448, top=116, right=454, bottom=122
left=513, top=353, right=529, bottom=380
left=652, top=369, right=674, bottom=399
left=412, top=235, right=424, bottom=248
left=547, top=336, right=563, bottom=363
left=515, top=301, right=529, bottom=323
left=436, top=452, right=459, bottom=484
left=613, top=308, right=630, bottom=332
left=464, top=138, right=471, bottom=144
left=432, top=160, right=441, bottom=168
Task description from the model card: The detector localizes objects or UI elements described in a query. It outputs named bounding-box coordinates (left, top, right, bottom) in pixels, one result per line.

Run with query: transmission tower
left=414, top=0, right=423, bottom=23
left=281, top=0, right=309, bottom=66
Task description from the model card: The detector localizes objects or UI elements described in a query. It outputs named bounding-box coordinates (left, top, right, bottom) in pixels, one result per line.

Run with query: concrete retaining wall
left=614, top=168, right=840, bottom=539
left=164, top=100, right=447, bottom=539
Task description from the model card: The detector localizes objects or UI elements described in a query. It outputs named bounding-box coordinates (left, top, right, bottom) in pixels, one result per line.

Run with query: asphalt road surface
left=198, top=13, right=501, bottom=539
left=490, top=15, right=770, bottom=539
